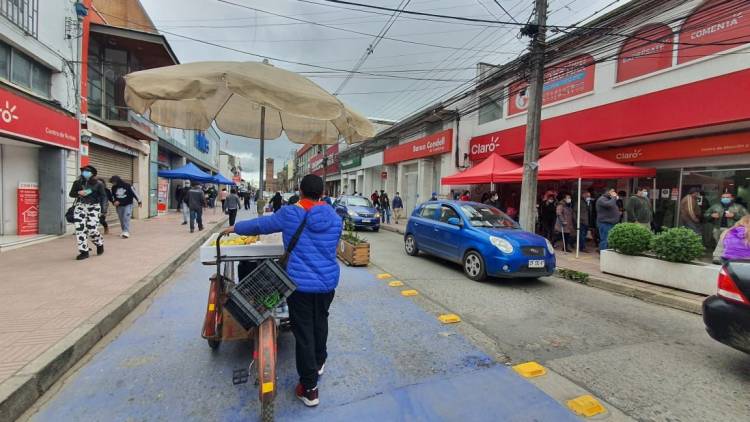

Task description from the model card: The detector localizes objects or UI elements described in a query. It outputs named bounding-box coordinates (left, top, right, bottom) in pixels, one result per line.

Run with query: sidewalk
left=0, top=208, right=229, bottom=421
left=379, top=222, right=704, bottom=315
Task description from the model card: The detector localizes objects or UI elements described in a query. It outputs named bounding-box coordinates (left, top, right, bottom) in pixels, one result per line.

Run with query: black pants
left=244, top=197, right=251, bottom=210
left=287, top=290, right=335, bottom=390
left=227, top=208, right=238, bottom=226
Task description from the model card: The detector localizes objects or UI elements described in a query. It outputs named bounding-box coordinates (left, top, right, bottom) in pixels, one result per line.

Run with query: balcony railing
left=0, top=0, right=38, bottom=37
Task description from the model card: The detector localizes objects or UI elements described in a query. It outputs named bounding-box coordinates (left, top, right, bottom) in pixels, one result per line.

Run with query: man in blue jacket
left=223, top=174, right=341, bottom=407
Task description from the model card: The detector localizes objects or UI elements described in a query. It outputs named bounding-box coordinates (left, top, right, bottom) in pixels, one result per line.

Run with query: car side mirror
left=447, top=217, right=462, bottom=226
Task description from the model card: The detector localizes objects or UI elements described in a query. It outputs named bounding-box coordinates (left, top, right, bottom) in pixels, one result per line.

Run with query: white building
left=0, top=0, right=82, bottom=247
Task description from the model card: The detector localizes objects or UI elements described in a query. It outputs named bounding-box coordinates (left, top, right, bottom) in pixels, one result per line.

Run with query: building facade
left=453, top=0, right=750, bottom=247
left=0, top=0, right=82, bottom=245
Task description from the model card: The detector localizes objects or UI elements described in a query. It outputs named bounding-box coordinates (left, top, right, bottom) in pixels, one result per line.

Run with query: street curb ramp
left=0, top=217, right=228, bottom=422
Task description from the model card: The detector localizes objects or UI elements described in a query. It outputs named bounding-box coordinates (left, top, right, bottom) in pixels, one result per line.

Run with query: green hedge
left=651, top=227, right=704, bottom=263
left=607, top=223, right=653, bottom=255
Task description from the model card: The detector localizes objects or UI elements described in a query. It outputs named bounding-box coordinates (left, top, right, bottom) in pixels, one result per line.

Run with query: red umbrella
left=441, top=154, right=520, bottom=185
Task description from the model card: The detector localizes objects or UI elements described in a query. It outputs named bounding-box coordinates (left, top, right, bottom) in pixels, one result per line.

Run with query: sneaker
left=181, top=222, right=188, bottom=225
left=76, top=251, right=89, bottom=260
left=103, top=227, right=110, bottom=235
left=96, top=245, right=104, bottom=256
left=318, top=363, right=325, bottom=376
left=122, top=232, right=130, bottom=238
left=190, top=229, right=194, bottom=233
left=295, top=384, right=319, bottom=407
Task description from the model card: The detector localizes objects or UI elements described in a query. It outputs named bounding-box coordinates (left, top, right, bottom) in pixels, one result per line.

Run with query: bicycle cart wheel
left=256, top=318, right=277, bottom=420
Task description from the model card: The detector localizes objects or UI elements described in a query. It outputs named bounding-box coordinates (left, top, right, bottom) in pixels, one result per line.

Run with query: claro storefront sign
left=596, top=132, right=750, bottom=163
left=0, top=86, right=79, bottom=149
left=469, top=133, right=502, bottom=161
left=383, top=128, right=453, bottom=165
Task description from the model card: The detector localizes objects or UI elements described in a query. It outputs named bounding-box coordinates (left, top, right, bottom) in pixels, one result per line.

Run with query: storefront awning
left=495, top=141, right=656, bottom=181
left=441, top=154, right=519, bottom=185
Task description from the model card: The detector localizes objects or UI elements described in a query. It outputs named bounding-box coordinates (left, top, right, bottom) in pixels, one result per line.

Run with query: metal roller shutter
left=88, top=144, right=134, bottom=222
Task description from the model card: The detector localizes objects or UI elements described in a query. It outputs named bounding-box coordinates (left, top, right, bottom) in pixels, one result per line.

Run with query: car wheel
left=463, top=251, right=487, bottom=282
left=372, top=227, right=380, bottom=232
left=405, top=234, right=419, bottom=256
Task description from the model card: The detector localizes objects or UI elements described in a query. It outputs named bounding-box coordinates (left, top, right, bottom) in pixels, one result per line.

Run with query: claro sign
left=468, top=134, right=502, bottom=161
left=383, top=129, right=453, bottom=164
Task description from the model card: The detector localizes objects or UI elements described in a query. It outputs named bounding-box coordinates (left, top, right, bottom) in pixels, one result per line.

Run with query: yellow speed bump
left=388, top=280, right=404, bottom=287
left=512, top=361, right=547, bottom=378
left=377, top=273, right=392, bottom=279
left=438, top=314, right=461, bottom=324
left=566, top=395, right=606, bottom=417
left=401, top=289, right=418, bottom=296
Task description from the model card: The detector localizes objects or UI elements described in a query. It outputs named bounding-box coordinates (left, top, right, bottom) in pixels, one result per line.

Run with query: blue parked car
left=334, top=195, right=381, bottom=231
left=405, top=201, right=555, bottom=281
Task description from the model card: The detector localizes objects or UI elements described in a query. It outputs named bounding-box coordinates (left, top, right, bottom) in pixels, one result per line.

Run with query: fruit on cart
left=210, top=235, right=259, bottom=246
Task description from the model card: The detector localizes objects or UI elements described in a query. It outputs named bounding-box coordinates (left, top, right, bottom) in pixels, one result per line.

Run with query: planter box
left=337, top=238, right=370, bottom=266
left=600, top=249, right=719, bottom=296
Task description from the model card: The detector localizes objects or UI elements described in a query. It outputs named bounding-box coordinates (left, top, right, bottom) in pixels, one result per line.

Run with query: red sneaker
left=295, top=383, right=319, bottom=407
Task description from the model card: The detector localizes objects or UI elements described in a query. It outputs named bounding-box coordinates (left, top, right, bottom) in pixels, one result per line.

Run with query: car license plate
left=362, top=218, right=372, bottom=223
left=528, top=259, right=545, bottom=268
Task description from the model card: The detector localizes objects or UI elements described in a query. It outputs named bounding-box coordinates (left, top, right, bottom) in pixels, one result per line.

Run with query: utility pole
left=518, top=0, right=548, bottom=232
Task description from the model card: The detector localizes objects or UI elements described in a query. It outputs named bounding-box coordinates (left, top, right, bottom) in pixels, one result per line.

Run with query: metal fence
left=0, top=0, right=38, bottom=38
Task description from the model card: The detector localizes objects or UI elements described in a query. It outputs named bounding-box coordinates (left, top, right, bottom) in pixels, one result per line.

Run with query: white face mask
left=565, top=198, right=572, bottom=204
left=641, top=190, right=648, bottom=197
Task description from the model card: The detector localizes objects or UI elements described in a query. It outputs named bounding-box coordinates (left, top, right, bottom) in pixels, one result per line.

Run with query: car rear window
left=419, top=204, right=440, bottom=220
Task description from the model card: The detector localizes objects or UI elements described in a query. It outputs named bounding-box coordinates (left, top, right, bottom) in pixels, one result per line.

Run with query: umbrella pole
left=259, top=106, right=266, bottom=194
left=576, top=177, right=581, bottom=258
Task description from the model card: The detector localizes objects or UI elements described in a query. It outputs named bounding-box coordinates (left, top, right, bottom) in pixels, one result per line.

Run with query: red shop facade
left=0, top=84, right=80, bottom=237
left=465, top=0, right=750, bottom=232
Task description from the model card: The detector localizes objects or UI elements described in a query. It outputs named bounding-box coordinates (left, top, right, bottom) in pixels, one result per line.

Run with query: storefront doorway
left=404, top=172, right=418, bottom=215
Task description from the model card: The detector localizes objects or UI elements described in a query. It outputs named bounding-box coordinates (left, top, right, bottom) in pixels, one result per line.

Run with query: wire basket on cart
left=225, top=259, right=297, bottom=330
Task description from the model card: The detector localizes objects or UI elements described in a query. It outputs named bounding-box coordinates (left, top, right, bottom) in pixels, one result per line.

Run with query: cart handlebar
left=215, top=231, right=226, bottom=276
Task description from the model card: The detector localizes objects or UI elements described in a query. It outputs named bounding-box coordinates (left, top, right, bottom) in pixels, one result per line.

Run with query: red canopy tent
left=441, top=153, right=520, bottom=186
left=494, top=141, right=656, bottom=256
left=494, top=140, right=655, bottom=181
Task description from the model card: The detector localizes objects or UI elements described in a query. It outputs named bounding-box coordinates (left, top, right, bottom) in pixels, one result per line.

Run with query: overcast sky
left=140, top=0, right=628, bottom=184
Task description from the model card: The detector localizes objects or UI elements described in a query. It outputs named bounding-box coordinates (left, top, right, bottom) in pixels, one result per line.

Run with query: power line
left=493, top=0, right=521, bottom=23
left=334, top=0, right=412, bottom=94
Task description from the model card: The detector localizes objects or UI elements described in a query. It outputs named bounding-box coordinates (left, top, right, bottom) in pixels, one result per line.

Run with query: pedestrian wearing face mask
left=539, top=192, right=557, bottom=242
left=577, top=191, right=593, bottom=252
left=625, top=187, right=654, bottom=230
left=706, top=192, right=748, bottom=263
left=596, top=188, right=622, bottom=251
left=483, top=191, right=505, bottom=212
left=555, top=193, right=575, bottom=251
left=69, top=165, right=107, bottom=260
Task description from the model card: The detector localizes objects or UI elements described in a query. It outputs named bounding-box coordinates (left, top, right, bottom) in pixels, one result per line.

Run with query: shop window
left=30, top=63, right=49, bottom=96
left=478, top=92, right=503, bottom=125
left=10, top=48, right=31, bottom=87
left=0, top=42, right=51, bottom=97
left=0, top=42, right=8, bottom=79
left=87, top=37, right=103, bottom=118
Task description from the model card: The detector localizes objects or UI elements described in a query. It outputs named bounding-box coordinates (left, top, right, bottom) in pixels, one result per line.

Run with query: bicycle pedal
left=232, top=368, right=249, bottom=385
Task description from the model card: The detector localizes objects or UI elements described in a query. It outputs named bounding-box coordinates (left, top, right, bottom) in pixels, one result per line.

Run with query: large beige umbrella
left=123, top=61, right=375, bottom=190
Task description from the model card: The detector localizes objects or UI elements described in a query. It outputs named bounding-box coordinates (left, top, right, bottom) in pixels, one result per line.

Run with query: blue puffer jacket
left=234, top=202, right=342, bottom=293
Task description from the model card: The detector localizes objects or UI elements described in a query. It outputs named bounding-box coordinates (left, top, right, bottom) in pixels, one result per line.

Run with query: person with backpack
left=223, top=188, right=242, bottom=226
left=379, top=190, right=391, bottom=224
left=69, top=165, right=107, bottom=260
left=109, top=175, right=142, bottom=238
left=223, top=174, right=342, bottom=407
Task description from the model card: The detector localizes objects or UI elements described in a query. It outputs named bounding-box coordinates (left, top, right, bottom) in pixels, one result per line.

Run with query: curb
left=0, top=217, right=228, bottom=422
left=556, top=268, right=703, bottom=315
left=382, top=224, right=702, bottom=315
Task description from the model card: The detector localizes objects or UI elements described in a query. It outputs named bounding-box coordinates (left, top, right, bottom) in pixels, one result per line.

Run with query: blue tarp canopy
left=157, top=162, right=215, bottom=182
left=212, top=173, right=235, bottom=185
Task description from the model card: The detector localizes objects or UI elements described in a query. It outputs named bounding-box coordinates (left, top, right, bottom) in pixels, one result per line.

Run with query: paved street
left=23, top=247, right=578, bottom=421
left=364, top=230, right=750, bottom=422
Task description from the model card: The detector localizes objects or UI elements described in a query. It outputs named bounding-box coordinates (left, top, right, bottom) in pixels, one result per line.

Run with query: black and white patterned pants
left=74, top=203, right=103, bottom=252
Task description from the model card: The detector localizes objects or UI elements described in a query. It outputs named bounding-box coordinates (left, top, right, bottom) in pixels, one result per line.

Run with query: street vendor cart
left=200, top=231, right=290, bottom=421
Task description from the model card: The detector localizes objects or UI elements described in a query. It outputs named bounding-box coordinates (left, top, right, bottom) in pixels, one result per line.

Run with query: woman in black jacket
left=271, top=192, right=283, bottom=213
left=69, top=165, right=107, bottom=260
